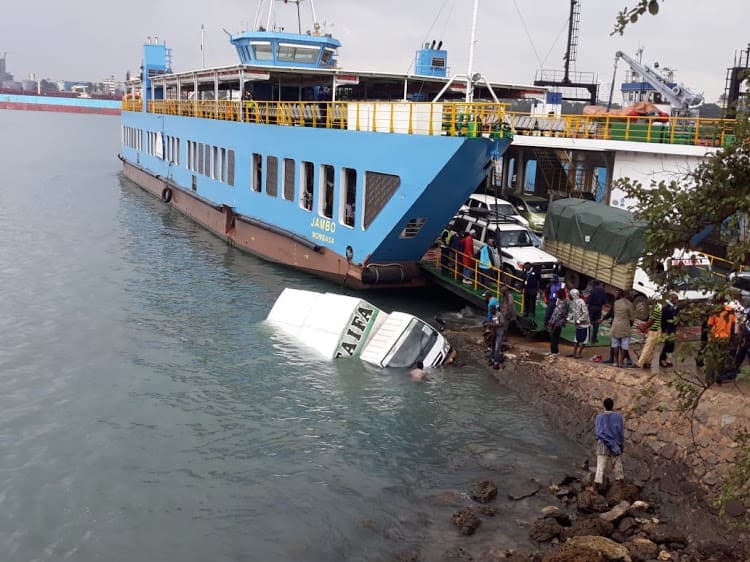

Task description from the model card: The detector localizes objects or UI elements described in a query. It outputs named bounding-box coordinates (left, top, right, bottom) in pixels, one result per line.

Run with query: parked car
left=729, top=271, right=750, bottom=306
left=458, top=194, right=530, bottom=228
left=448, top=210, right=559, bottom=284
left=504, top=194, right=549, bottom=234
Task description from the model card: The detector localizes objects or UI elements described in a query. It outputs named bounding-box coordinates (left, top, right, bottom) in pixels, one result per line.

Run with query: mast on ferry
left=255, top=0, right=318, bottom=33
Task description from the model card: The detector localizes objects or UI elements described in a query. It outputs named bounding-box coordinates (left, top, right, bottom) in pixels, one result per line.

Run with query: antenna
left=200, top=24, right=205, bottom=68
left=563, top=0, right=581, bottom=83
left=465, top=0, right=479, bottom=102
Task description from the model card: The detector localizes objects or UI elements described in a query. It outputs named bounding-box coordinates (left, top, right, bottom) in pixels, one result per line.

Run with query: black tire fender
left=161, top=187, right=173, bottom=203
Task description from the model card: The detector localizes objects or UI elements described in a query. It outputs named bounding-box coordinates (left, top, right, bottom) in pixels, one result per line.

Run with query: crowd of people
left=480, top=271, right=750, bottom=382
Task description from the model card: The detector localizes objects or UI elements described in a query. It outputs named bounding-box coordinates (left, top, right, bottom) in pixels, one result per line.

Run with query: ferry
left=118, top=0, right=543, bottom=289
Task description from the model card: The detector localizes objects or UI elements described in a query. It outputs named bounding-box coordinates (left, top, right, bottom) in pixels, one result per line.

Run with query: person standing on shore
left=602, top=289, right=635, bottom=367
left=522, top=263, right=539, bottom=318
left=592, top=397, right=624, bottom=493
left=568, top=289, right=590, bottom=358
left=637, top=298, right=663, bottom=369
left=546, top=288, right=569, bottom=356
left=659, top=294, right=679, bottom=368
left=490, top=304, right=506, bottom=369
left=587, top=280, right=607, bottom=344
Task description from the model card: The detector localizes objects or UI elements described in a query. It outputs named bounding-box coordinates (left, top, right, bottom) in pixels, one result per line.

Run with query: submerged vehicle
left=266, top=288, right=453, bottom=368
left=118, top=1, right=543, bottom=289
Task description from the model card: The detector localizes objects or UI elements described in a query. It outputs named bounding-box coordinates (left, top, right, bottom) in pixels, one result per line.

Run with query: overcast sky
left=2, top=0, right=747, bottom=103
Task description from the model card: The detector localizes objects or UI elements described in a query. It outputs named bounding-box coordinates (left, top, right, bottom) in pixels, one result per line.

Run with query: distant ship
left=118, top=1, right=540, bottom=288
left=0, top=54, right=120, bottom=115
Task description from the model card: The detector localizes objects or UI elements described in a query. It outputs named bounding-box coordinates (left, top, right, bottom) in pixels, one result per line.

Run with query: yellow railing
left=120, top=99, right=512, bottom=138
left=427, top=245, right=525, bottom=310
left=508, top=111, right=737, bottom=148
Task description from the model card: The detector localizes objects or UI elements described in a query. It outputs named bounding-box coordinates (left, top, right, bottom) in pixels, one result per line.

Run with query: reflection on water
left=0, top=110, right=583, bottom=561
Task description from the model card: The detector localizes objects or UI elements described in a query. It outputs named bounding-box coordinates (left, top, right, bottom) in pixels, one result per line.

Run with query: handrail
left=507, top=111, right=737, bottom=148
left=122, top=99, right=513, bottom=139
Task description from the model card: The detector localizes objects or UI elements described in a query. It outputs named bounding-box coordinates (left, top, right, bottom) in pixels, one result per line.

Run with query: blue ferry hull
left=120, top=110, right=509, bottom=287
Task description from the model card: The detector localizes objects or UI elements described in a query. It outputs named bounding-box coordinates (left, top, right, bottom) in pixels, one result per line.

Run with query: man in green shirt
left=637, top=299, right=662, bottom=369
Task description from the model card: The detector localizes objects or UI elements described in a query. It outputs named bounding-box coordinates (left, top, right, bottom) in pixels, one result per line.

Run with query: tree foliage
left=612, top=0, right=663, bottom=35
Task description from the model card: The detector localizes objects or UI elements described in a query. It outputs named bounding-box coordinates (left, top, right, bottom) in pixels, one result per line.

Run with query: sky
left=1, top=0, right=747, bottom=103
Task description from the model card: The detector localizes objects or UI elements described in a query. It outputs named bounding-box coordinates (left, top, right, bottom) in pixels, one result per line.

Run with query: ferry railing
left=507, top=112, right=737, bottom=148
left=427, top=244, right=525, bottom=311
left=131, top=99, right=512, bottom=138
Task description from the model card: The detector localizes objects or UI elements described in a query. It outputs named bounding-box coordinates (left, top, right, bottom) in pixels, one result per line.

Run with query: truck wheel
left=632, top=294, right=649, bottom=321
left=564, top=270, right=580, bottom=290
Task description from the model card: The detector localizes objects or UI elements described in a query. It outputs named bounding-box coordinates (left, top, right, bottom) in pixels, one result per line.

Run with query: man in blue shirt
left=483, top=290, right=499, bottom=322
left=593, top=397, right=624, bottom=493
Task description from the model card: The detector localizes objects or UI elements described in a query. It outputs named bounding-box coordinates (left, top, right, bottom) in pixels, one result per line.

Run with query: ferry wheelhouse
left=119, top=4, right=544, bottom=288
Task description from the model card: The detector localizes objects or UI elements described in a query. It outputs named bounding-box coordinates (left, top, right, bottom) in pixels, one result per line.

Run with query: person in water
left=410, top=361, right=428, bottom=381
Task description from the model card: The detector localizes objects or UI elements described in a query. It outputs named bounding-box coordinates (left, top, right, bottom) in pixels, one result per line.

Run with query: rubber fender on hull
left=161, top=187, right=173, bottom=203
left=361, top=264, right=408, bottom=285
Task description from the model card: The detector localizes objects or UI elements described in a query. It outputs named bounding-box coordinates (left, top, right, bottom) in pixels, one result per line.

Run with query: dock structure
left=420, top=247, right=612, bottom=347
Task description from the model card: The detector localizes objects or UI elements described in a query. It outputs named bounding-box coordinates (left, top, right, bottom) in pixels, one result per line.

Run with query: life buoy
left=161, top=187, right=173, bottom=203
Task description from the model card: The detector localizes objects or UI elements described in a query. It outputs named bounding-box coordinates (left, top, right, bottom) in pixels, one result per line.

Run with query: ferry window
left=506, top=157, right=516, bottom=190
left=205, top=144, right=212, bottom=178
left=266, top=156, right=278, bottom=197
left=175, top=138, right=180, bottom=166
left=340, top=167, right=356, bottom=227
left=197, top=143, right=204, bottom=175
left=321, top=48, right=335, bottom=65
left=227, top=150, right=235, bottom=186
left=252, top=42, right=273, bottom=61
left=213, top=146, right=219, bottom=180
left=252, top=153, right=263, bottom=192
left=399, top=218, right=427, bottom=239
left=363, top=172, right=400, bottom=230
left=524, top=160, right=537, bottom=193
left=277, top=44, right=320, bottom=64
left=283, top=158, right=295, bottom=201
left=300, top=161, right=314, bottom=211
left=220, top=148, right=226, bottom=182
left=320, top=164, right=334, bottom=219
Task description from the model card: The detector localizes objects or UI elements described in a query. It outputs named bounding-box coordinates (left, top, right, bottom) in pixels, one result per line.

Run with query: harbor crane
left=607, top=50, right=704, bottom=116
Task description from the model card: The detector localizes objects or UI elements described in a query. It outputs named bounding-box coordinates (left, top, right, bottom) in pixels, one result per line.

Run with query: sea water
left=0, top=110, right=584, bottom=561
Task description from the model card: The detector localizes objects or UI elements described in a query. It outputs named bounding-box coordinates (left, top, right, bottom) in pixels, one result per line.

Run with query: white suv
left=448, top=211, right=559, bottom=284
left=459, top=194, right=530, bottom=228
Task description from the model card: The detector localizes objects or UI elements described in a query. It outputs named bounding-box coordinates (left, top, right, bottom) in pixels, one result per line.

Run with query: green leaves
left=612, top=0, right=664, bottom=35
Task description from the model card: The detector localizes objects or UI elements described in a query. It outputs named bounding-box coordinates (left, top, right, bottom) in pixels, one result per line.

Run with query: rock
left=657, top=443, right=678, bottom=460
left=616, top=517, right=637, bottom=536
left=702, top=471, right=719, bottom=486
left=542, top=506, right=562, bottom=517
left=475, top=505, right=498, bottom=517
left=624, top=537, right=659, bottom=562
left=529, top=518, right=563, bottom=542
left=577, top=490, right=611, bottom=514
left=561, top=517, right=614, bottom=540
left=724, top=498, right=746, bottom=518
left=452, top=507, right=481, bottom=536
left=605, top=481, right=641, bottom=506
left=565, top=536, right=633, bottom=561
left=600, top=501, right=631, bottom=523
left=657, top=550, right=670, bottom=561
left=468, top=480, right=498, bottom=503
left=647, top=525, right=687, bottom=546
left=541, top=545, right=606, bottom=562
left=508, top=479, right=541, bottom=500
left=542, top=507, right=572, bottom=526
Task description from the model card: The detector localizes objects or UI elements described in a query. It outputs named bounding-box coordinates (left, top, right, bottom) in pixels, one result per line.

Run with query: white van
left=267, top=288, right=453, bottom=368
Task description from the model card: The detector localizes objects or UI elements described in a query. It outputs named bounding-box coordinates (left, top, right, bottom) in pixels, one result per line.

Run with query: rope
left=511, top=0, right=543, bottom=68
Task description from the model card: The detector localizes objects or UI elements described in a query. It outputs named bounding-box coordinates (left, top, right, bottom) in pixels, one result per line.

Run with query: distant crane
left=606, top=50, right=704, bottom=116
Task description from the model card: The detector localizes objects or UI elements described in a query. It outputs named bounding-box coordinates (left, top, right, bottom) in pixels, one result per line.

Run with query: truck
left=266, top=288, right=453, bottom=368
left=542, top=198, right=712, bottom=318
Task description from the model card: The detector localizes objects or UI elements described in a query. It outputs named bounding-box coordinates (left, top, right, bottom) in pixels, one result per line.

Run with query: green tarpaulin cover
left=543, top=199, right=647, bottom=264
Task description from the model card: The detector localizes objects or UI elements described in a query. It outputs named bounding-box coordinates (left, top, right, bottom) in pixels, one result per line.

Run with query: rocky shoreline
left=404, top=327, right=750, bottom=562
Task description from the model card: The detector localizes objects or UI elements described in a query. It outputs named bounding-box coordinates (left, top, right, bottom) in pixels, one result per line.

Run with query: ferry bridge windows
left=252, top=153, right=263, bottom=192
left=266, top=156, right=278, bottom=197
left=252, top=42, right=273, bottom=61
left=277, top=44, right=320, bottom=64
left=300, top=161, right=314, bottom=211
left=283, top=158, right=295, bottom=201
left=363, top=172, right=400, bottom=230
left=185, top=140, right=235, bottom=186
left=340, top=167, right=357, bottom=228
left=320, top=164, right=334, bottom=219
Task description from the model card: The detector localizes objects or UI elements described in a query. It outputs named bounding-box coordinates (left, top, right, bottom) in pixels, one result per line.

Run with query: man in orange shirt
left=706, top=302, right=736, bottom=383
